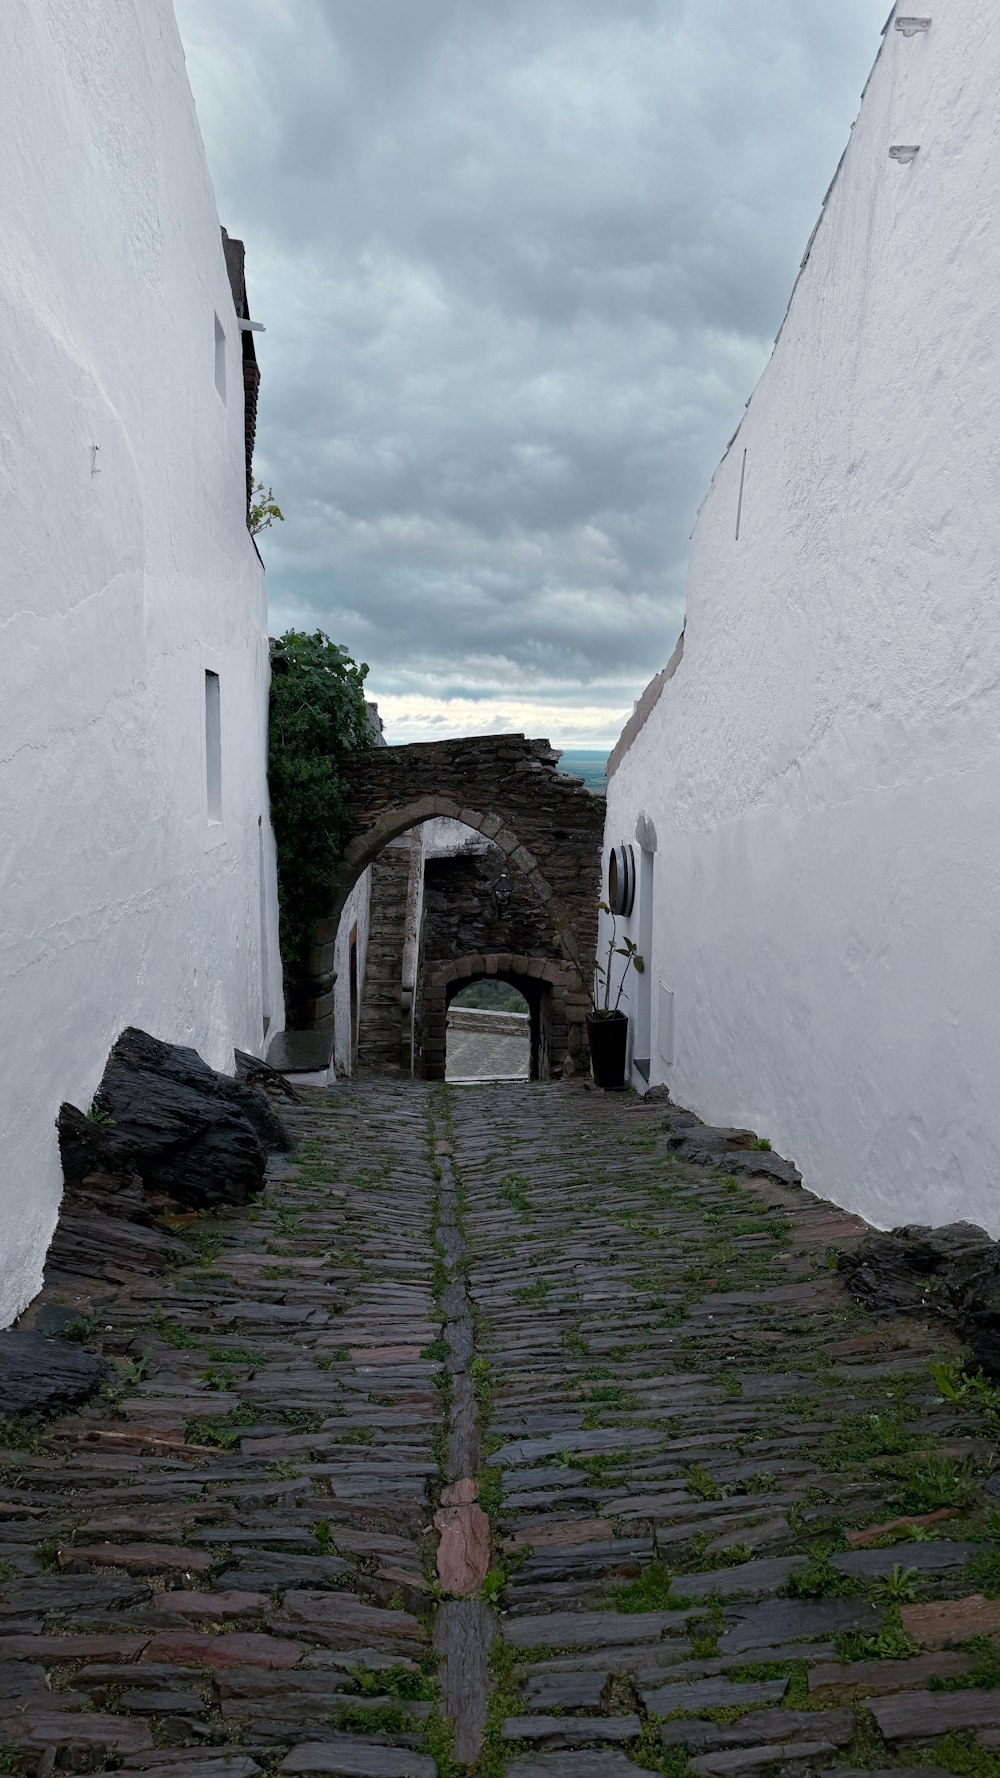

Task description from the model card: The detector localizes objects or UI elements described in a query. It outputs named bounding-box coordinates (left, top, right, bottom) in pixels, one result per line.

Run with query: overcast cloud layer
left=175, top=0, right=885, bottom=746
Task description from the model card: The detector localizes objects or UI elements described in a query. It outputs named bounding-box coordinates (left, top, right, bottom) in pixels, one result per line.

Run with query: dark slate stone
left=31, top=1303, right=94, bottom=1338
left=279, top=1738, right=436, bottom=1776
left=719, top=1598, right=881, bottom=1655
left=60, top=1027, right=289, bottom=1216
left=831, top=1542, right=976, bottom=1579
left=435, top=1598, right=494, bottom=1766
left=642, top=1678, right=788, bottom=1713
left=520, top=1671, right=610, bottom=1711
left=234, top=1049, right=302, bottom=1104
left=872, top=1686, right=1000, bottom=1741
left=838, top=1221, right=1000, bottom=1375
left=0, top=1331, right=111, bottom=1421
left=505, top=1756, right=645, bottom=1778
left=674, top=1143, right=802, bottom=1186
left=265, top=1030, right=334, bottom=1075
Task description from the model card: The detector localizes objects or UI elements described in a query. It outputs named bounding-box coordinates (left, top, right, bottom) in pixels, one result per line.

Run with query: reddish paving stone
left=809, top=1651, right=973, bottom=1696
left=277, top=1592, right=424, bottom=1646
left=59, top=1542, right=213, bottom=1574
left=0, top=1712, right=154, bottom=1755
left=154, top=1590, right=269, bottom=1621
left=846, top=1509, right=959, bottom=1548
left=144, top=1632, right=304, bottom=1669
left=441, top=1477, right=478, bottom=1505
left=73, top=1427, right=202, bottom=1455
left=504, top=1518, right=613, bottom=1551
left=434, top=1502, right=491, bottom=1595
left=902, top=1594, right=1000, bottom=1647
left=348, top=1346, right=422, bottom=1363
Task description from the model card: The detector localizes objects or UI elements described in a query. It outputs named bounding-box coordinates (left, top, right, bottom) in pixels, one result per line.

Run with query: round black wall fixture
left=608, top=843, right=636, bottom=916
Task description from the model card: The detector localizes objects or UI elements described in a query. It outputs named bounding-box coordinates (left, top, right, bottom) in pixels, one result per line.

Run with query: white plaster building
left=602, top=1, right=1000, bottom=1233
left=0, top=0, right=284, bottom=1325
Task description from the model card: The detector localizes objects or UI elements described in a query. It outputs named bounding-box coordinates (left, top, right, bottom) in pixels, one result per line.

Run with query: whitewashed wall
left=0, top=0, right=283, bottom=1323
left=333, top=868, right=372, bottom=1076
left=604, top=1, right=1000, bottom=1233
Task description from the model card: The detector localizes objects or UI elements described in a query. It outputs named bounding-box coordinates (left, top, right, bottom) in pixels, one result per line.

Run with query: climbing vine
left=268, top=630, right=372, bottom=999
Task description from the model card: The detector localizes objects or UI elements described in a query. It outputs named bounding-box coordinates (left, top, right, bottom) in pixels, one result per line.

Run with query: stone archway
left=291, top=736, right=604, bottom=1058
left=420, top=953, right=585, bottom=1082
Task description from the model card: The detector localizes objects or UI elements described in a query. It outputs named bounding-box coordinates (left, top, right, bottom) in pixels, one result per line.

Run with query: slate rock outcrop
left=662, top=1106, right=803, bottom=1186
left=58, top=1028, right=290, bottom=1221
left=0, top=1330, right=110, bottom=1421
left=838, top=1221, right=1000, bottom=1377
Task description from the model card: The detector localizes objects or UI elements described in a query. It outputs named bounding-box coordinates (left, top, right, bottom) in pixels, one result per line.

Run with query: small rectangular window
left=214, top=313, right=226, bottom=402
left=658, top=983, right=675, bottom=1066
left=205, top=671, right=222, bottom=823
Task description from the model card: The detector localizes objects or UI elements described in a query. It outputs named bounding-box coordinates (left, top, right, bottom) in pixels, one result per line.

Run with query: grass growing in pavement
left=185, top=1402, right=259, bottom=1448
left=834, top=1605, right=920, bottom=1663
left=613, top=1562, right=693, bottom=1613
left=930, top=1637, right=1000, bottom=1692
left=912, top=1732, right=1000, bottom=1774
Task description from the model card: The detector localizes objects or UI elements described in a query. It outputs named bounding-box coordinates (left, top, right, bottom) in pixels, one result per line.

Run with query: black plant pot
left=587, top=1012, right=629, bottom=1091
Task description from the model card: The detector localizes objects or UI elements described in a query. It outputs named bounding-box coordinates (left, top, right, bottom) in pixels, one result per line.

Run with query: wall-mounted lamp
left=492, top=870, right=512, bottom=913
left=889, top=145, right=921, bottom=164
left=895, top=16, right=931, bottom=34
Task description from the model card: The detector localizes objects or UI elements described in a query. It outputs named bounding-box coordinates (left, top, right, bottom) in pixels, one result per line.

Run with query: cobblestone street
left=4, top=1076, right=1000, bottom=1776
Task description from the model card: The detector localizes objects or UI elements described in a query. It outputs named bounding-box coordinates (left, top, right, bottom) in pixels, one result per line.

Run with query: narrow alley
left=2, top=1079, right=999, bottom=1777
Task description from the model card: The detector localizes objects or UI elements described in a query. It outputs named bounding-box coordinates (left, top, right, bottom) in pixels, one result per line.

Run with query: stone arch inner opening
left=446, top=976, right=533, bottom=1083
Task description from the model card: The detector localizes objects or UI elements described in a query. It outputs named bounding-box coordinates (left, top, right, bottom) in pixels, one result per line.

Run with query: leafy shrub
left=268, top=630, right=372, bottom=1007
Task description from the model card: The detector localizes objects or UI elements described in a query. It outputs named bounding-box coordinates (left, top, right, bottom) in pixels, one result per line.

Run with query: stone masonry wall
left=301, top=736, right=605, bottom=1066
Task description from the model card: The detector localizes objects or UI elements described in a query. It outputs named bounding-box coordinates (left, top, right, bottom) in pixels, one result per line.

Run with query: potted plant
left=587, top=902, right=644, bottom=1090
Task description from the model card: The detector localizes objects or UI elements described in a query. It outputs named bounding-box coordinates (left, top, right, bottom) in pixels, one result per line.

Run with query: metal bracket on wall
left=895, top=16, right=931, bottom=34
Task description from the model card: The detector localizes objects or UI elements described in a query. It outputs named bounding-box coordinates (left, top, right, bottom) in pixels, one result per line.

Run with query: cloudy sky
left=175, top=0, right=885, bottom=748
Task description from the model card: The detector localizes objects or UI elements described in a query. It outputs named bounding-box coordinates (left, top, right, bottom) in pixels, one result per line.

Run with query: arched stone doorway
left=419, top=954, right=581, bottom=1082
left=273, top=736, right=604, bottom=1073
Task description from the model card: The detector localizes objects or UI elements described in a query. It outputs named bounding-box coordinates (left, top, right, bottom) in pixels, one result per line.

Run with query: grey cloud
left=176, top=0, right=883, bottom=738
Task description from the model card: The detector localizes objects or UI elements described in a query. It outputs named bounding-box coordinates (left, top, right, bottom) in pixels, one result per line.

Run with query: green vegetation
left=267, top=629, right=372, bottom=992
left=349, top=1665, right=434, bottom=1700
left=452, top=980, right=528, bottom=1013
left=248, top=478, right=284, bottom=538
left=685, top=1464, right=722, bottom=1501
left=834, top=1604, right=920, bottom=1663
left=883, top=1453, right=981, bottom=1514
left=933, top=1358, right=1000, bottom=1427
left=613, top=1561, right=691, bottom=1613
left=963, top=1548, right=1000, bottom=1597
left=332, top=1702, right=418, bottom=1735
left=186, top=1402, right=259, bottom=1449
left=784, top=1553, right=860, bottom=1600
left=269, top=1459, right=300, bottom=1479
left=144, top=1310, right=196, bottom=1348
left=913, top=1732, right=1000, bottom=1774
left=931, top=1637, right=1000, bottom=1691
left=821, top=1408, right=916, bottom=1469
left=481, top=1566, right=506, bottom=1604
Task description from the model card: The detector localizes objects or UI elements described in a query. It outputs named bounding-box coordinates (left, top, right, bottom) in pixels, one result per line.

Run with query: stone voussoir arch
left=300, top=736, right=605, bottom=1046
left=420, top=951, right=585, bottom=1083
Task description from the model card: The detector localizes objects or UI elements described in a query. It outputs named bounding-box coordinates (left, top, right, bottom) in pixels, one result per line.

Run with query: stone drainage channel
left=431, top=1130, right=495, bottom=1766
